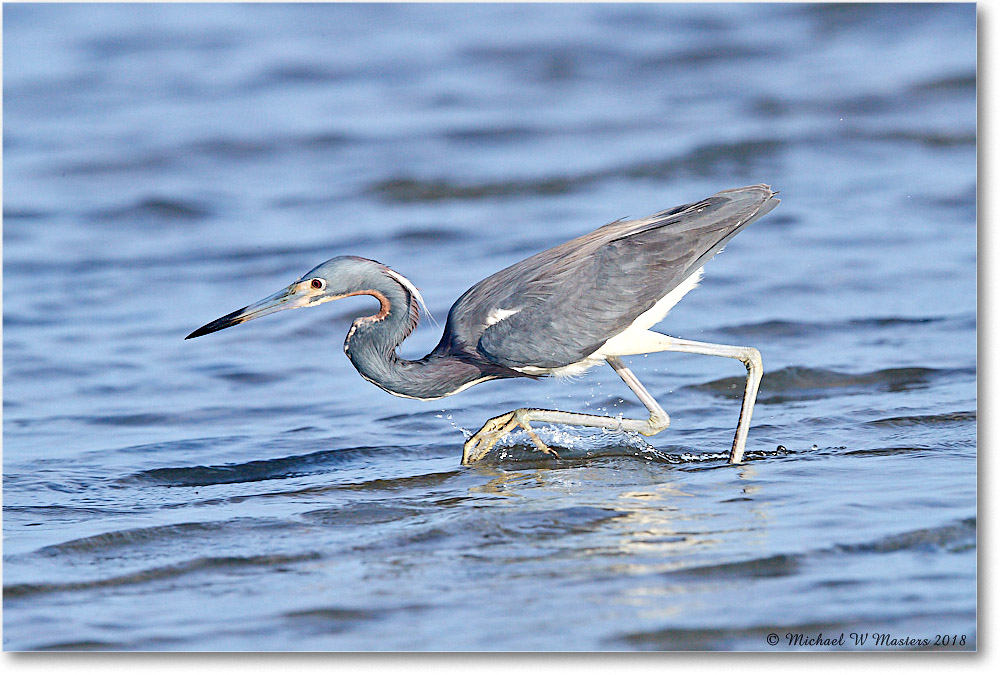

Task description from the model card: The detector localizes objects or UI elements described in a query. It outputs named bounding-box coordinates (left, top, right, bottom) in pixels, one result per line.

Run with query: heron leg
left=635, top=333, right=763, bottom=464
left=461, top=356, right=670, bottom=465
left=461, top=333, right=762, bottom=465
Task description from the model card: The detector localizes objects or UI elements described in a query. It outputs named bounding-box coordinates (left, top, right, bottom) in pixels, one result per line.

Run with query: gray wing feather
left=444, top=185, right=778, bottom=370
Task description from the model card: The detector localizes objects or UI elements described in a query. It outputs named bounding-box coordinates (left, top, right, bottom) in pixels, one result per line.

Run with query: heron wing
left=463, top=185, right=778, bottom=370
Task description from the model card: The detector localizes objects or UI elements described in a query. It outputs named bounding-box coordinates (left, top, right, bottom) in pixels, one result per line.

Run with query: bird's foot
left=462, top=409, right=561, bottom=464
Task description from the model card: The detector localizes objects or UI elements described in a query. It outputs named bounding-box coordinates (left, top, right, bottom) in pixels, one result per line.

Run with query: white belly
left=517, top=267, right=704, bottom=377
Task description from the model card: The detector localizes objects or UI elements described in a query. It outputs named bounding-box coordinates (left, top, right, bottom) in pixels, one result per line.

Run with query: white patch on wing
left=595, top=267, right=702, bottom=358
left=516, top=356, right=606, bottom=378
left=485, top=307, right=520, bottom=327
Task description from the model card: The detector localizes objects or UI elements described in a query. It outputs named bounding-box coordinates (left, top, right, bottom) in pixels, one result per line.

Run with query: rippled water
left=3, top=3, right=976, bottom=651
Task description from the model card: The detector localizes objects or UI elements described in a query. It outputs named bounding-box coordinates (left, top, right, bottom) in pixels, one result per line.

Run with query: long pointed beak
left=185, top=285, right=309, bottom=339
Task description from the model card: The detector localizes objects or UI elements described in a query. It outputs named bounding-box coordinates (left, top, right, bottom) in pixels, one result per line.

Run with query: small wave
left=834, top=517, right=976, bottom=555
left=368, top=138, right=784, bottom=203
left=664, top=553, right=801, bottom=580
left=359, top=505, right=625, bottom=554
left=648, top=517, right=976, bottom=597
left=89, top=196, right=213, bottom=225
left=925, top=184, right=976, bottom=210
left=637, top=44, right=777, bottom=69
left=2, top=207, right=50, bottom=221
left=690, top=365, right=971, bottom=402
left=497, top=506, right=625, bottom=538
left=188, top=137, right=275, bottom=160
left=36, top=521, right=229, bottom=555
left=4, top=552, right=321, bottom=599
left=121, top=447, right=377, bottom=487
left=35, top=640, right=126, bottom=651
left=715, top=313, right=973, bottom=339
left=656, top=517, right=974, bottom=584
left=62, top=131, right=350, bottom=180
left=340, top=468, right=462, bottom=493
left=112, top=435, right=246, bottom=455
left=120, top=445, right=438, bottom=487
left=910, top=71, right=976, bottom=96
left=444, top=125, right=543, bottom=144
left=285, top=607, right=381, bottom=621
left=64, top=152, right=175, bottom=177
left=845, top=128, right=976, bottom=148
left=213, top=370, right=288, bottom=386
left=283, top=603, right=431, bottom=635
left=302, top=503, right=422, bottom=526
left=389, top=226, right=467, bottom=244
left=254, top=62, right=353, bottom=88
left=287, top=131, right=352, bottom=150
left=865, top=411, right=976, bottom=427
left=369, top=175, right=580, bottom=203
left=87, top=412, right=175, bottom=427
left=5, top=362, right=103, bottom=378
left=621, top=139, right=784, bottom=181
left=84, top=28, right=234, bottom=57
left=843, top=446, right=933, bottom=457
left=85, top=405, right=310, bottom=428
left=3, top=504, right=136, bottom=518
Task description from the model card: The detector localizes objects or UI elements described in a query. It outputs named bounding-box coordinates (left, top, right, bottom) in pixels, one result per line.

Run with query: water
left=3, top=3, right=976, bottom=651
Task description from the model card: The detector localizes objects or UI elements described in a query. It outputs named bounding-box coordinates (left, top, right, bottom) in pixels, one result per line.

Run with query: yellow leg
left=460, top=336, right=763, bottom=465
left=462, top=409, right=562, bottom=464
left=461, top=357, right=669, bottom=464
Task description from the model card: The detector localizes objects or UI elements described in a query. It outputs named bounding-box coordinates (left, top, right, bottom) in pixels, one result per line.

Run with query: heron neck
left=342, top=281, right=487, bottom=400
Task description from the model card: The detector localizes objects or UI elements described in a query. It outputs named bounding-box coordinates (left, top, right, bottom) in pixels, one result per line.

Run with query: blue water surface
left=3, top=3, right=976, bottom=651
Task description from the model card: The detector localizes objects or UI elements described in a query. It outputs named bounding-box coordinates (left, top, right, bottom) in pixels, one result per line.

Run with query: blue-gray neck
left=342, top=269, right=491, bottom=401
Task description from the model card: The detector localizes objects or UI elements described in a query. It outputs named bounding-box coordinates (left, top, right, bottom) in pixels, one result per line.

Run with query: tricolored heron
left=187, top=184, right=779, bottom=464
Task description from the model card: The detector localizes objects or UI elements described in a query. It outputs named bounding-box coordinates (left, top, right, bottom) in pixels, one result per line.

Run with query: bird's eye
left=310, top=278, right=325, bottom=290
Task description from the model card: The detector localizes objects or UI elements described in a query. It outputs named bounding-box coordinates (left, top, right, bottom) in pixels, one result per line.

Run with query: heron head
left=185, top=256, right=393, bottom=339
